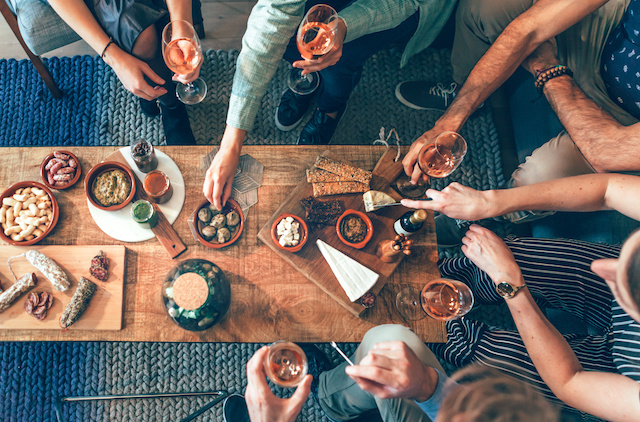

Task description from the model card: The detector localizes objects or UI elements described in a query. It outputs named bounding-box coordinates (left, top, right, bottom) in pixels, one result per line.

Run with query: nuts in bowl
left=84, top=162, right=136, bottom=211
left=40, top=150, right=81, bottom=190
left=189, top=198, right=244, bottom=249
left=0, top=181, right=59, bottom=246
left=271, top=213, right=308, bottom=253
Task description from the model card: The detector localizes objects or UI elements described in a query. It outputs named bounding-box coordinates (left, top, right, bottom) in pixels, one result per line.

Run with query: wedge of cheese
left=316, top=239, right=379, bottom=302
left=363, top=190, right=397, bottom=212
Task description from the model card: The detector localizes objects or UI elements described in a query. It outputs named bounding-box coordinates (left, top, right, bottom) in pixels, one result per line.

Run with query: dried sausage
left=60, top=277, right=96, bottom=328
left=9, top=250, right=70, bottom=291
left=0, top=273, right=37, bottom=313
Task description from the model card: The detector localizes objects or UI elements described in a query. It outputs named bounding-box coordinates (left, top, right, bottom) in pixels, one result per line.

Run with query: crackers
left=309, top=156, right=371, bottom=197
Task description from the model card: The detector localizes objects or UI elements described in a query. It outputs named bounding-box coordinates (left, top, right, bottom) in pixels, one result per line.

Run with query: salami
left=0, top=273, right=37, bottom=313
left=89, top=250, right=109, bottom=281
left=9, top=250, right=70, bottom=291
left=60, top=277, right=96, bottom=328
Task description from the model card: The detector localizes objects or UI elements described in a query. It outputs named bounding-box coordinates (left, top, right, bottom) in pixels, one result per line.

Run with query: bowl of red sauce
left=143, top=170, right=173, bottom=204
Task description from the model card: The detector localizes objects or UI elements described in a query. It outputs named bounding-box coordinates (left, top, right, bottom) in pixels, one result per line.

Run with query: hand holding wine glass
left=162, top=20, right=207, bottom=104
left=288, top=4, right=339, bottom=95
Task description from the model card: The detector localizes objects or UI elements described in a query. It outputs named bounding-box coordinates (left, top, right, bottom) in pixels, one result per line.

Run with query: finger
left=221, top=177, right=233, bottom=208
left=142, top=66, right=165, bottom=86
left=410, top=164, right=423, bottom=184
left=290, top=375, right=312, bottom=408
left=349, top=374, right=390, bottom=398
left=401, top=198, right=433, bottom=210
left=402, top=153, right=416, bottom=178
left=211, top=177, right=225, bottom=211
left=203, top=175, right=214, bottom=203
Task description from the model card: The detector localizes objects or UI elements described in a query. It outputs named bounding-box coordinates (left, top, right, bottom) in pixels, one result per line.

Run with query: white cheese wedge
left=363, top=190, right=397, bottom=212
left=316, top=239, right=379, bottom=302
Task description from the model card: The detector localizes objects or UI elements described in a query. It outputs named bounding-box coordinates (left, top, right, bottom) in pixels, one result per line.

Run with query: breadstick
left=8, top=250, right=70, bottom=291
left=0, top=273, right=37, bottom=313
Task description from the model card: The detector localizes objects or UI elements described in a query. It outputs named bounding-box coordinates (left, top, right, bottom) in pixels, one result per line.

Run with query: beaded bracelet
left=101, top=38, right=115, bottom=59
left=534, top=65, right=573, bottom=94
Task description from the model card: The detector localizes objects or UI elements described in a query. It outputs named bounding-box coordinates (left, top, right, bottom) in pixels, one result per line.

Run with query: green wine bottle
left=394, top=210, right=427, bottom=236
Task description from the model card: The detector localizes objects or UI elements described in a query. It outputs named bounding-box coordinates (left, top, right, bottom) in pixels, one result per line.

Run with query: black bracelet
left=534, top=65, right=573, bottom=94
left=101, top=38, right=115, bottom=59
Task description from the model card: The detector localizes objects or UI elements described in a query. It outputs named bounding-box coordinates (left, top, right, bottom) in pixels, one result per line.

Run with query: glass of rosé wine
left=288, top=4, right=339, bottom=95
left=264, top=341, right=308, bottom=388
left=395, top=279, right=474, bottom=321
left=417, top=132, right=467, bottom=179
left=162, top=20, right=207, bottom=105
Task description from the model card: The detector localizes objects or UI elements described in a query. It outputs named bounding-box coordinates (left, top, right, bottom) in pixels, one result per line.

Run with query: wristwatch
left=495, top=282, right=527, bottom=299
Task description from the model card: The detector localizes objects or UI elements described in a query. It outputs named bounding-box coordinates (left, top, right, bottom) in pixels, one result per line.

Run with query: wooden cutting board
left=257, top=148, right=409, bottom=317
left=0, top=245, right=125, bottom=330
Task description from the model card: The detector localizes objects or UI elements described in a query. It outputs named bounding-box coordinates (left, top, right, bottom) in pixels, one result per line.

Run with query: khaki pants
left=318, top=325, right=444, bottom=422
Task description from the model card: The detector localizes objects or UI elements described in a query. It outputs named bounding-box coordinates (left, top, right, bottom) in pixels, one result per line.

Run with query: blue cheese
left=316, top=239, right=379, bottom=302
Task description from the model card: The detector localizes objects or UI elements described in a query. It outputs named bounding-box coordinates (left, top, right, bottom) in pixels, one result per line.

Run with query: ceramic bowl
left=270, top=213, right=309, bottom=253
left=84, top=162, right=136, bottom=211
left=190, top=198, right=244, bottom=249
left=0, top=181, right=59, bottom=246
left=40, top=150, right=81, bottom=190
left=336, top=209, right=374, bottom=249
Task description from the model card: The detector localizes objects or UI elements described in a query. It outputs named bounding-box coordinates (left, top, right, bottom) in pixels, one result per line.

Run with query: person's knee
left=132, top=26, right=159, bottom=61
left=457, top=0, right=532, bottom=42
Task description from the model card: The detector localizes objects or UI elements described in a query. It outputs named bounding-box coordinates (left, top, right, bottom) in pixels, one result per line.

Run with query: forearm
left=220, top=126, right=246, bottom=155
left=47, top=0, right=112, bottom=56
left=543, top=76, right=640, bottom=172
left=166, top=0, right=192, bottom=23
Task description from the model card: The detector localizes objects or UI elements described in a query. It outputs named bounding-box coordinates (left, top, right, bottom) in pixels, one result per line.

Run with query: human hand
left=292, top=18, right=347, bottom=75
left=461, top=225, right=523, bottom=285
left=401, top=182, right=492, bottom=220
left=106, top=48, right=167, bottom=100
left=402, top=129, right=438, bottom=185
left=522, top=38, right=559, bottom=76
left=170, top=38, right=203, bottom=84
left=203, top=145, right=240, bottom=210
left=245, top=346, right=312, bottom=422
left=344, top=341, right=438, bottom=402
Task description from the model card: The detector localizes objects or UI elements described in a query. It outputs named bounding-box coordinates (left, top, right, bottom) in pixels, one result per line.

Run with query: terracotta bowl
left=271, top=213, right=309, bottom=253
left=84, top=162, right=136, bottom=211
left=190, top=198, right=244, bottom=249
left=0, top=181, right=59, bottom=246
left=336, top=209, right=374, bottom=249
left=40, top=150, right=81, bottom=190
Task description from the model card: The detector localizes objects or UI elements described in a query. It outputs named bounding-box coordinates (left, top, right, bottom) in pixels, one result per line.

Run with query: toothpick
left=330, top=341, right=354, bottom=366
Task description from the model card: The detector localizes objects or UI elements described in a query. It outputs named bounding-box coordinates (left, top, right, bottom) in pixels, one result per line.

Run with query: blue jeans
left=282, top=0, right=419, bottom=113
left=506, top=68, right=640, bottom=245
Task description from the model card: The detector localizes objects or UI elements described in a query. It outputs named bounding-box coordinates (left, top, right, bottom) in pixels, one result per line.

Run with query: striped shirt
left=612, top=300, right=640, bottom=380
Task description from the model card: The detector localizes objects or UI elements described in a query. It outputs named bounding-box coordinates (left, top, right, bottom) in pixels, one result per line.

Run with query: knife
left=371, top=198, right=432, bottom=211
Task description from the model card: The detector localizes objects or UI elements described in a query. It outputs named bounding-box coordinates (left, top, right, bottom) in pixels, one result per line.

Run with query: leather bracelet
left=101, top=38, right=115, bottom=59
left=534, top=65, right=573, bottom=94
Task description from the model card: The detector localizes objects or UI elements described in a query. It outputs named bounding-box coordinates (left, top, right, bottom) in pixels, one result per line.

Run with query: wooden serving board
left=107, top=150, right=187, bottom=259
left=0, top=245, right=126, bottom=330
left=257, top=148, right=407, bottom=317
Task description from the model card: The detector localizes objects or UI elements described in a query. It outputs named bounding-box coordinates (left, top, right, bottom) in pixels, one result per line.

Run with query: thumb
left=290, top=374, right=312, bottom=408
left=142, top=65, right=165, bottom=86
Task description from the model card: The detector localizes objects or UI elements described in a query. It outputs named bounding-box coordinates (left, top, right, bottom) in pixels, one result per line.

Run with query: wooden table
left=0, top=146, right=446, bottom=343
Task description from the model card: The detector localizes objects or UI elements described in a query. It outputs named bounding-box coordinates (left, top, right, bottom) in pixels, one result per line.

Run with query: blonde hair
left=437, top=365, right=560, bottom=422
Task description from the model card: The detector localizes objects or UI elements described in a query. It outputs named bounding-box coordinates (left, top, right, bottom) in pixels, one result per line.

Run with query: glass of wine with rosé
left=264, top=341, right=308, bottom=388
left=417, top=132, right=467, bottom=178
left=162, top=20, right=207, bottom=104
left=421, top=279, right=474, bottom=321
left=287, top=4, right=339, bottom=95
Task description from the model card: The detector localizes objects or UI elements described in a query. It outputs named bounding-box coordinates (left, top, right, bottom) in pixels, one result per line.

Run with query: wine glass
left=264, top=341, right=308, bottom=388
left=394, top=174, right=428, bottom=198
left=162, top=20, right=207, bottom=105
left=417, top=132, right=467, bottom=178
left=421, top=279, right=474, bottom=321
left=395, top=279, right=474, bottom=321
left=287, top=4, right=339, bottom=95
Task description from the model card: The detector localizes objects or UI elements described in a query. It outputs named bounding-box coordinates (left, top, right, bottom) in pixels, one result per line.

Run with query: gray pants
left=318, top=325, right=444, bottom=422
left=452, top=0, right=636, bottom=223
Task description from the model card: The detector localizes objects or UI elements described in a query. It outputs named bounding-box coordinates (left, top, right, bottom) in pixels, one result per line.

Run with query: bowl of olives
left=162, top=258, right=231, bottom=331
left=188, top=198, right=244, bottom=249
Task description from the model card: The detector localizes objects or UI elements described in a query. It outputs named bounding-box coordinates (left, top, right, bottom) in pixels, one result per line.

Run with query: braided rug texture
left=0, top=49, right=504, bottom=191
left=0, top=48, right=504, bottom=421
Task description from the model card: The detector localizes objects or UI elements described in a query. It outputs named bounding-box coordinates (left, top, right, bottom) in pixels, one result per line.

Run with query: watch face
left=496, top=282, right=515, bottom=297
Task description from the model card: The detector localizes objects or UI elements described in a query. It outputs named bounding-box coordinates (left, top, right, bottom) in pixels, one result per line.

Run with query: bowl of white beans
left=0, top=181, right=59, bottom=246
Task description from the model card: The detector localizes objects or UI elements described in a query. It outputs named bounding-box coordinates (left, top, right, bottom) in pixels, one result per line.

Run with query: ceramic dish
left=189, top=198, right=244, bottom=249
left=270, top=213, right=308, bottom=253
left=40, top=150, right=81, bottom=190
left=84, top=162, right=136, bottom=211
left=336, top=209, right=373, bottom=249
left=0, top=181, right=59, bottom=246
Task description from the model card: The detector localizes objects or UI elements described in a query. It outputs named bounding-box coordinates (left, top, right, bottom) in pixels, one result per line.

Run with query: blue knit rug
left=0, top=49, right=505, bottom=421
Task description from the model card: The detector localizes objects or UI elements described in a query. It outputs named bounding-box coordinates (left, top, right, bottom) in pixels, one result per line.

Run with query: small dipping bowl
left=131, top=199, right=158, bottom=229
left=144, top=170, right=172, bottom=204
left=336, top=209, right=374, bottom=249
left=130, top=139, right=158, bottom=173
left=189, top=198, right=244, bottom=249
left=40, top=150, right=81, bottom=190
left=271, top=213, right=308, bottom=253
left=0, top=181, right=59, bottom=246
left=84, top=162, right=136, bottom=211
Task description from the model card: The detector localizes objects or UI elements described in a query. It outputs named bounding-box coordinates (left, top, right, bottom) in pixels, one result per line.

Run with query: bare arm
left=401, top=173, right=640, bottom=222
left=462, top=226, right=640, bottom=421
left=403, top=0, right=609, bottom=182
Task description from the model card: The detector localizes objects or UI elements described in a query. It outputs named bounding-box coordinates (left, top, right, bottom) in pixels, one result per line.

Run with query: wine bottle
left=394, top=210, right=427, bottom=236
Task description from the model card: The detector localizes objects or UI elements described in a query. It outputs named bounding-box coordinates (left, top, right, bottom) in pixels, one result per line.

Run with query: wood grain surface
left=0, top=146, right=445, bottom=343
left=0, top=245, right=125, bottom=330
left=257, top=148, right=413, bottom=316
